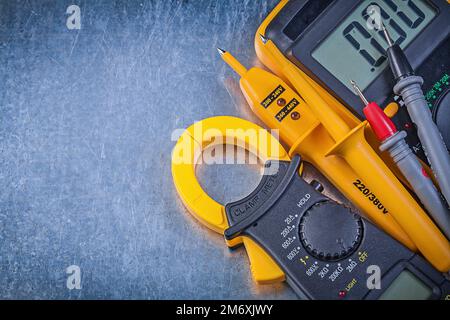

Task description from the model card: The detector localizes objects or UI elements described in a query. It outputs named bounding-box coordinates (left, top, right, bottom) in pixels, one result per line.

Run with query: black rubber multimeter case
left=265, top=0, right=450, bottom=160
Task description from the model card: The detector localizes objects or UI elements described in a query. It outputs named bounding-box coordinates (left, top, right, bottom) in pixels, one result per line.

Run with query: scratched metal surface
left=0, top=0, right=349, bottom=300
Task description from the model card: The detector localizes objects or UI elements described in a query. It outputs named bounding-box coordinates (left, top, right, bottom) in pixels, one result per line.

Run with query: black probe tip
left=259, top=34, right=268, bottom=44
left=380, top=21, right=394, bottom=47
left=380, top=22, right=414, bottom=80
left=350, top=80, right=369, bottom=106
left=217, top=48, right=226, bottom=55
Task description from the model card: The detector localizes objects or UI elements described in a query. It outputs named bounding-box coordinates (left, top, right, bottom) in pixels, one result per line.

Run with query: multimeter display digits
left=311, top=0, right=436, bottom=92
left=265, top=0, right=450, bottom=161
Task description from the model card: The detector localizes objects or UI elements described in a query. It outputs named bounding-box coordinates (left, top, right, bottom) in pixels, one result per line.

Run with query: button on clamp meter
left=171, top=116, right=450, bottom=300
left=260, top=0, right=450, bottom=161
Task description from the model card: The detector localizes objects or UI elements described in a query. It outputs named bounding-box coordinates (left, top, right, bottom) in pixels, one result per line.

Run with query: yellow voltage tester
left=217, top=49, right=450, bottom=272
left=171, top=116, right=450, bottom=299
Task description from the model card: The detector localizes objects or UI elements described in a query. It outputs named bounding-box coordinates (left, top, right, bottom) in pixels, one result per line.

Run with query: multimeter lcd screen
left=312, top=0, right=436, bottom=92
left=379, top=270, right=432, bottom=300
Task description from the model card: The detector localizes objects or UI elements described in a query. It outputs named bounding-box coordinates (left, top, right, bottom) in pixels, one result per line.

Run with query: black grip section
left=225, top=160, right=290, bottom=226
left=265, top=0, right=334, bottom=52
left=224, top=155, right=302, bottom=240
left=387, top=44, right=414, bottom=81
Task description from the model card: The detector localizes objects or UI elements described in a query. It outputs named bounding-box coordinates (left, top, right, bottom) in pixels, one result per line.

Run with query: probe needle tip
left=217, top=48, right=226, bottom=55
left=259, top=34, right=268, bottom=44
left=380, top=21, right=394, bottom=47
left=349, top=80, right=369, bottom=105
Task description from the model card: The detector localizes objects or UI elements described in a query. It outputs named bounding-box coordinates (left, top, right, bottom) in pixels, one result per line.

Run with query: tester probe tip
left=350, top=80, right=369, bottom=106
left=259, top=34, right=268, bottom=44
left=217, top=47, right=226, bottom=55
left=380, top=22, right=394, bottom=47
left=217, top=49, right=248, bottom=77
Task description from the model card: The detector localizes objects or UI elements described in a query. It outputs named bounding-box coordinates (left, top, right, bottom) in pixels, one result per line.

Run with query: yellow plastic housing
left=171, top=116, right=290, bottom=284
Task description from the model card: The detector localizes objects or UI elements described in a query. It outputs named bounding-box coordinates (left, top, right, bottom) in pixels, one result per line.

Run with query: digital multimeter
left=264, top=0, right=450, bottom=160
left=225, top=155, right=450, bottom=300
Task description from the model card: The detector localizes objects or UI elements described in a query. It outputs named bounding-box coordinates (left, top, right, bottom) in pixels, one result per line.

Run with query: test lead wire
left=379, top=22, right=450, bottom=207
left=351, top=80, right=450, bottom=239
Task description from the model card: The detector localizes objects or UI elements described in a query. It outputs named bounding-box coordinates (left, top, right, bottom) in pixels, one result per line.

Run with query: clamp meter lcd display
left=264, top=0, right=450, bottom=159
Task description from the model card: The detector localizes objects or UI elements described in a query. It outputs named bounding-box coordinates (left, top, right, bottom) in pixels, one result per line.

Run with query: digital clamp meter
left=172, top=116, right=450, bottom=299
left=224, top=155, right=449, bottom=300
left=264, top=0, right=450, bottom=161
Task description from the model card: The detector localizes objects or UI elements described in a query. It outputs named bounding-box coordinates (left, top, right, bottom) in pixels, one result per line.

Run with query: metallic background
left=0, top=0, right=347, bottom=299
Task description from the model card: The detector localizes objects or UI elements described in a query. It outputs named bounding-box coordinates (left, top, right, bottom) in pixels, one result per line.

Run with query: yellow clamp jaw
left=171, top=116, right=290, bottom=284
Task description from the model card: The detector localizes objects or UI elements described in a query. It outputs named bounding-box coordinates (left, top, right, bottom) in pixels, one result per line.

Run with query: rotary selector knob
left=299, top=201, right=363, bottom=261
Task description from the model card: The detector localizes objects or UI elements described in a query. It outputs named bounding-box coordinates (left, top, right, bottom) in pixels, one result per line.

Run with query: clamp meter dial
left=299, top=201, right=363, bottom=261
left=262, top=0, right=450, bottom=161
